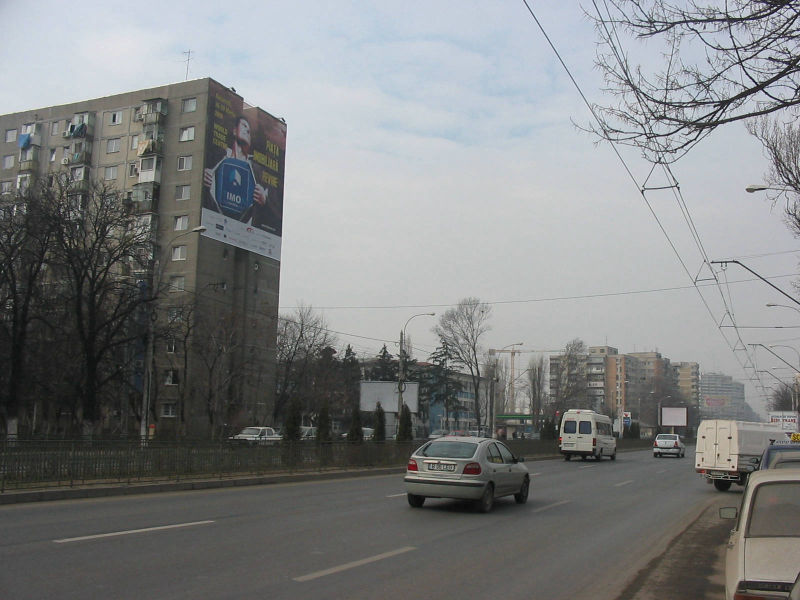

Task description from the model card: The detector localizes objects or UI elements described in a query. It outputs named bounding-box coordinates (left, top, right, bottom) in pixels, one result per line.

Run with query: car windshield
left=764, top=448, right=800, bottom=468
left=746, top=482, right=800, bottom=538
left=239, top=428, right=260, bottom=435
left=420, top=441, right=478, bottom=459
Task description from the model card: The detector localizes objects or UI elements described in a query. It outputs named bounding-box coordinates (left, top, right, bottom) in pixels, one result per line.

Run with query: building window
left=20, top=123, right=34, bottom=135
left=106, top=138, right=121, bottom=153
left=175, top=185, right=190, bottom=201
left=51, top=121, right=59, bottom=136
left=177, top=155, right=192, bottom=171
left=1, top=181, right=12, bottom=194
left=17, top=174, right=30, bottom=191
left=172, top=245, right=187, bottom=261
left=108, top=110, right=123, bottom=125
left=20, top=147, right=34, bottom=161
left=166, top=338, right=176, bottom=353
left=2, top=155, right=13, bottom=169
left=169, top=275, right=185, bottom=292
left=5, top=129, right=16, bottom=143
left=103, top=166, right=118, bottom=181
left=174, top=215, right=189, bottom=231
left=181, top=98, right=197, bottom=113
left=130, top=134, right=139, bottom=150
left=140, top=157, right=155, bottom=171
left=128, top=162, right=138, bottom=177
left=179, top=126, right=195, bottom=142
left=49, top=148, right=56, bottom=162
left=70, top=166, right=84, bottom=181
left=164, top=370, right=179, bottom=386
left=167, top=307, right=183, bottom=323
left=161, top=402, right=177, bottom=417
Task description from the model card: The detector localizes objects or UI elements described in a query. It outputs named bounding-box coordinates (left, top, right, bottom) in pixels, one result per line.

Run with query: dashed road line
left=294, top=546, right=416, bottom=582
left=54, top=520, right=214, bottom=543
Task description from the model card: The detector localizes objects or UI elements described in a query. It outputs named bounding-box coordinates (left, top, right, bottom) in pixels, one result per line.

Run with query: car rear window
left=563, top=420, right=576, bottom=434
left=764, top=448, right=800, bottom=469
left=579, top=421, right=592, bottom=434
left=658, top=434, right=678, bottom=441
left=746, top=482, right=800, bottom=537
left=420, top=441, right=478, bottom=459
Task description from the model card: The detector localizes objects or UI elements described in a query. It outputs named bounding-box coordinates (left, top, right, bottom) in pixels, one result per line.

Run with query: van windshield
left=579, top=421, right=592, bottom=434
left=563, top=421, right=576, bottom=434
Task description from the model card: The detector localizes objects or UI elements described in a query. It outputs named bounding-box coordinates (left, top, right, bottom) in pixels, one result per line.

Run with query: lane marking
left=614, top=480, right=634, bottom=487
left=386, top=493, right=406, bottom=498
left=294, top=546, right=416, bottom=582
left=54, top=520, right=214, bottom=544
left=578, top=465, right=594, bottom=470
left=530, top=472, right=542, bottom=477
left=533, top=500, right=570, bottom=513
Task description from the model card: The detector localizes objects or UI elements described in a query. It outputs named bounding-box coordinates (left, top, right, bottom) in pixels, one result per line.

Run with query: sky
left=2, top=1, right=797, bottom=416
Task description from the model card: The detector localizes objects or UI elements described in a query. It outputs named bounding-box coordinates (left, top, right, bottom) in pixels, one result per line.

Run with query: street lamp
left=767, top=303, right=800, bottom=315
left=140, top=225, right=206, bottom=442
left=397, top=312, right=435, bottom=436
left=746, top=184, right=796, bottom=194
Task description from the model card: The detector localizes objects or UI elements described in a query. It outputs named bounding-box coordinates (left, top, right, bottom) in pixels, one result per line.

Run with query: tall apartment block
left=0, top=79, right=287, bottom=437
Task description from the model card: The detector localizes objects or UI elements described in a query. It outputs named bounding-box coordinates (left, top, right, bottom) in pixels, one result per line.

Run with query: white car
left=720, top=469, right=800, bottom=600
left=229, top=426, right=281, bottom=445
left=653, top=433, right=686, bottom=458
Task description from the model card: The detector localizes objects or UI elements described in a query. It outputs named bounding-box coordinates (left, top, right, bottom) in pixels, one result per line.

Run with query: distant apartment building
left=674, top=362, right=700, bottom=406
left=699, top=372, right=757, bottom=420
left=0, top=79, right=287, bottom=437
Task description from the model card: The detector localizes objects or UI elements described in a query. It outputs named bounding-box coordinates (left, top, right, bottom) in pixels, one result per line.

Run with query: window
left=5, top=129, right=16, bottom=143
left=140, top=157, right=155, bottom=171
left=1, top=181, right=12, bottom=194
left=177, top=155, right=192, bottom=171
left=563, top=420, right=577, bottom=434
left=174, top=215, right=189, bottom=231
left=578, top=421, right=592, bottom=434
left=2, top=155, right=13, bottom=169
left=179, top=126, right=195, bottom=142
left=166, top=338, right=176, bottom=353
left=108, top=110, right=123, bottom=125
left=20, top=147, right=34, bottom=161
left=104, top=166, right=118, bottom=181
left=169, top=275, right=185, bottom=292
left=167, top=307, right=183, bottom=323
left=49, top=148, right=56, bottom=162
left=51, top=121, right=59, bottom=136
left=175, top=185, right=191, bottom=200
left=130, top=134, right=139, bottom=150
left=172, top=245, right=187, bottom=261
left=17, top=174, right=30, bottom=191
left=128, top=162, right=138, bottom=177
left=20, top=123, right=34, bottom=135
left=70, top=166, right=85, bottom=181
left=106, top=138, right=121, bottom=153
left=161, top=403, right=177, bottom=417
left=164, top=369, right=179, bottom=386
left=181, top=97, right=197, bottom=113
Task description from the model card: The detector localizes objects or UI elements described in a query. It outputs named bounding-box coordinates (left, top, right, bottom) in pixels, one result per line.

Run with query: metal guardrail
left=0, top=438, right=656, bottom=492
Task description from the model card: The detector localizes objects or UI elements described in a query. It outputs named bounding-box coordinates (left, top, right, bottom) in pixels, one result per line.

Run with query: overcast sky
left=2, top=2, right=797, bottom=416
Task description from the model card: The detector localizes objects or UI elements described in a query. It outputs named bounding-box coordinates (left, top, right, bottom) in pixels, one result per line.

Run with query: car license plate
left=428, top=463, right=455, bottom=472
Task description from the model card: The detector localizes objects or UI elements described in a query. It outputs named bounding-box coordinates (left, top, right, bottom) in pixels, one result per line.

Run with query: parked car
left=653, top=433, right=686, bottom=458
left=228, top=426, right=281, bottom=445
left=720, top=469, right=800, bottom=600
left=759, top=443, right=800, bottom=470
left=404, top=436, right=529, bottom=513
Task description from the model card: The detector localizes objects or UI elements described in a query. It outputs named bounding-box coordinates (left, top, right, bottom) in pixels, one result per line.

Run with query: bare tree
left=526, top=355, right=548, bottom=430
left=588, top=1, right=800, bottom=161
left=434, top=298, right=492, bottom=430
left=768, top=382, right=795, bottom=412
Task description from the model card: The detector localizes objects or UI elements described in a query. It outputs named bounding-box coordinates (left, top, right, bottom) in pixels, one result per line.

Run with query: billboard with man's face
left=201, top=81, right=286, bottom=260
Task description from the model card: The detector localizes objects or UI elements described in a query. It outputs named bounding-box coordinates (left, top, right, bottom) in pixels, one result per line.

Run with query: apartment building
left=0, top=79, right=286, bottom=437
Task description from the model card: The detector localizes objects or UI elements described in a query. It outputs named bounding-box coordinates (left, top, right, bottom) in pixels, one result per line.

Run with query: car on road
left=229, top=426, right=281, bottom=445
left=404, top=436, right=529, bottom=513
left=759, top=443, right=800, bottom=470
left=720, top=469, right=800, bottom=600
left=653, top=433, right=686, bottom=458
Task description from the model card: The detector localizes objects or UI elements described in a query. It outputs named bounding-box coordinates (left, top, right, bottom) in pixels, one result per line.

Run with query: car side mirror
left=719, top=507, right=737, bottom=520
left=516, top=456, right=525, bottom=463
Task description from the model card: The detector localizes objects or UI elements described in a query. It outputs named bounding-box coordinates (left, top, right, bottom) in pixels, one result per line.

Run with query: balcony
left=62, top=113, right=96, bottom=140
left=130, top=184, right=160, bottom=213
left=136, top=138, right=164, bottom=156
left=135, top=99, right=168, bottom=126
left=68, top=151, right=91, bottom=165
left=19, top=159, right=39, bottom=173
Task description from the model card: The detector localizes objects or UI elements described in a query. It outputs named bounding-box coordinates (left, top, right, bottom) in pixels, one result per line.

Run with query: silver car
left=653, top=433, right=686, bottom=458
left=404, top=436, right=529, bottom=512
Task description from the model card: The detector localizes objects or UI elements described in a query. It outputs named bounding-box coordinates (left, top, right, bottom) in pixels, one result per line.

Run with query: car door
left=496, top=442, right=524, bottom=494
left=486, top=443, right=514, bottom=495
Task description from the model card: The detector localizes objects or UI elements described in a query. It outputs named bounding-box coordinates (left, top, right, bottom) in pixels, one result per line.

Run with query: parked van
left=559, top=409, right=616, bottom=461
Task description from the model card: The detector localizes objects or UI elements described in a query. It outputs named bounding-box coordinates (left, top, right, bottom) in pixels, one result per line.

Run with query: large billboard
left=201, top=81, right=286, bottom=260
left=661, top=406, right=688, bottom=427
left=360, top=381, right=419, bottom=414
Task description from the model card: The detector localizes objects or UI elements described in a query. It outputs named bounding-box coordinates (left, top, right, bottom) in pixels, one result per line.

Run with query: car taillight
left=653, top=441, right=658, bottom=447
left=674, top=442, right=679, bottom=448
left=558, top=436, right=562, bottom=444
left=463, top=462, right=481, bottom=475
left=592, top=437, right=597, bottom=447
left=407, top=459, right=418, bottom=472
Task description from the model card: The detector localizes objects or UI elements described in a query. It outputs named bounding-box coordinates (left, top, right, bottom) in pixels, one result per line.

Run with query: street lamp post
left=140, top=225, right=206, bottom=442
left=397, top=312, right=435, bottom=436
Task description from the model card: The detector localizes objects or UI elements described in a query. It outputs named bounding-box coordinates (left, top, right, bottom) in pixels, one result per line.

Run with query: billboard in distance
left=661, top=406, right=688, bottom=427
left=201, top=80, right=286, bottom=260
left=359, top=381, right=419, bottom=414
left=769, top=411, right=799, bottom=431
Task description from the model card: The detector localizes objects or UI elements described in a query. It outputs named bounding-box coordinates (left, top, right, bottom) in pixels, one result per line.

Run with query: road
left=0, top=448, right=732, bottom=599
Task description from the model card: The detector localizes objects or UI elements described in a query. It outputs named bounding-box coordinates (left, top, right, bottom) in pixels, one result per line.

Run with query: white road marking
left=614, top=480, right=634, bottom=487
left=530, top=472, right=542, bottom=477
left=578, top=465, right=594, bottom=469
left=532, top=500, right=570, bottom=513
left=294, top=546, right=416, bottom=582
left=53, top=520, right=214, bottom=544
left=386, top=493, right=406, bottom=498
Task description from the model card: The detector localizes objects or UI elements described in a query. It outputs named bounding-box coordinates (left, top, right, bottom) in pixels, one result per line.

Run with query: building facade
left=0, top=79, right=286, bottom=437
left=699, top=372, right=757, bottom=420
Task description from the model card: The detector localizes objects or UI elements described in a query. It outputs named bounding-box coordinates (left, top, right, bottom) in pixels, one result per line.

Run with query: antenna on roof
left=183, top=50, right=193, bottom=81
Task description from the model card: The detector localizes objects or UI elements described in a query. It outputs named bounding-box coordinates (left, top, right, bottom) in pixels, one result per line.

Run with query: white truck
left=695, top=419, right=784, bottom=491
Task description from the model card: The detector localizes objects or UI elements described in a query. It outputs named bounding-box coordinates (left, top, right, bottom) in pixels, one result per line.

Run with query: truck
left=695, top=419, right=784, bottom=491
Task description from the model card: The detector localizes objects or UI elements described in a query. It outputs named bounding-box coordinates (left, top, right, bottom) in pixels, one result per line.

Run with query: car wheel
left=596, top=450, right=603, bottom=461
left=477, top=484, right=495, bottom=513
left=654, top=453, right=659, bottom=458
left=407, top=493, right=425, bottom=508
left=514, top=477, right=530, bottom=504
left=714, top=480, right=732, bottom=492
left=564, top=454, right=571, bottom=461
left=610, top=451, right=616, bottom=461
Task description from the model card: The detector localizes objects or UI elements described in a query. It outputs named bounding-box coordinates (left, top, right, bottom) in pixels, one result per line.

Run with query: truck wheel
left=714, top=480, right=732, bottom=492
left=564, top=454, right=571, bottom=461
left=596, top=450, right=603, bottom=461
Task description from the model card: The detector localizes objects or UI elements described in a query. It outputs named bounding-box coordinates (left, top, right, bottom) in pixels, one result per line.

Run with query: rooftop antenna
left=183, top=50, right=193, bottom=81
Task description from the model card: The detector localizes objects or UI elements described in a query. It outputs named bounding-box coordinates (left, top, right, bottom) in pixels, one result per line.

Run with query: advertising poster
left=202, top=81, right=286, bottom=260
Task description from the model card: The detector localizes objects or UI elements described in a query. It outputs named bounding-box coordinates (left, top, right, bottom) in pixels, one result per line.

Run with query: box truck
left=695, top=419, right=784, bottom=491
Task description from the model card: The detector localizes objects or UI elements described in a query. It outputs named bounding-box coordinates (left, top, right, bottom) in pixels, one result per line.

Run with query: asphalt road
left=0, top=448, right=731, bottom=599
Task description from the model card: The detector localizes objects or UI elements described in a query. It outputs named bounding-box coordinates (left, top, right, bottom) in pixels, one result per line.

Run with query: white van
left=559, top=409, right=616, bottom=461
